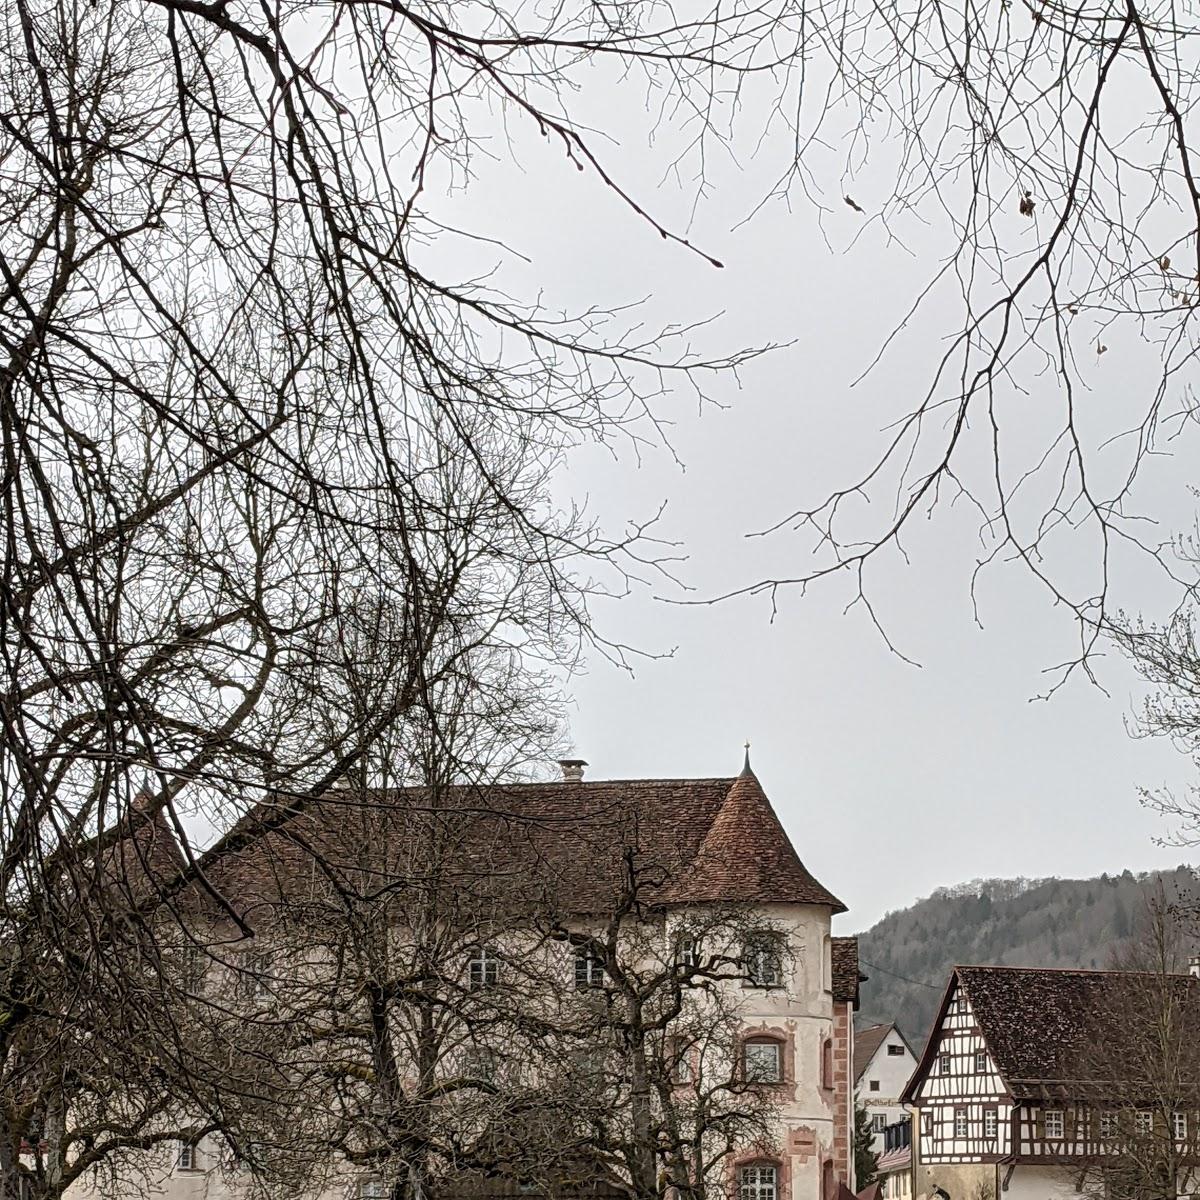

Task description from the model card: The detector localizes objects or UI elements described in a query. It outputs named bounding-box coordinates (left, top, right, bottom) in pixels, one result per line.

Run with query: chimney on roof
left=558, top=758, right=587, bottom=783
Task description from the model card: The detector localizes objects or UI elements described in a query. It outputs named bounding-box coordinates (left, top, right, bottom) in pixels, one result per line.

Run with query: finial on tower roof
left=741, top=740, right=752, bottom=776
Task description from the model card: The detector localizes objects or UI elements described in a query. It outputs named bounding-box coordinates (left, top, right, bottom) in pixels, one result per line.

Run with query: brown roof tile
left=660, top=766, right=845, bottom=911
left=201, top=771, right=845, bottom=917
left=902, top=965, right=1200, bottom=1102
left=853, top=1023, right=892, bottom=1082
left=833, top=936, right=863, bottom=1003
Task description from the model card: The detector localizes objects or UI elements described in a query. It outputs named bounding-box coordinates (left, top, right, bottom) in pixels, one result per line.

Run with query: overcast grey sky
left=433, top=61, right=1200, bottom=933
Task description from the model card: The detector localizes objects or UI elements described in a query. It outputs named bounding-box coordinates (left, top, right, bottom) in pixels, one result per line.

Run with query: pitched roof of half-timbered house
left=900, top=964, right=1200, bottom=1103
left=197, top=760, right=847, bottom=918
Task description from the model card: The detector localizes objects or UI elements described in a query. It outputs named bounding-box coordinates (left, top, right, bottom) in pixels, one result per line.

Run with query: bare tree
left=1072, top=895, right=1200, bottom=1200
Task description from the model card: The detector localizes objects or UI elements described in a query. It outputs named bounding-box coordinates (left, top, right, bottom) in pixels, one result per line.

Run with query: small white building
left=854, top=1023, right=918, bottom=1153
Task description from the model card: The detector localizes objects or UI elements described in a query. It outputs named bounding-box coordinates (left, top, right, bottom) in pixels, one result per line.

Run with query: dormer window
left=468, top=945, right=500, bottom=989
left=574, top=941, right=605, bottom=989
left=743, top=934, right=783, bottom=987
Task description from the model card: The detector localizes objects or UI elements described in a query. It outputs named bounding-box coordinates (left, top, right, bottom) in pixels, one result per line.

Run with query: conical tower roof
left=666, top=757, right=845, bottom=911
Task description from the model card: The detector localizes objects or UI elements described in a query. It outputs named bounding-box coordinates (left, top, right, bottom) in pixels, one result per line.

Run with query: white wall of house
left=859, top=1031, right=919, bottom=1153
left=66, top=901, right=846, bottom=1200
left=1003, top=1165, right=1081, bottom=1200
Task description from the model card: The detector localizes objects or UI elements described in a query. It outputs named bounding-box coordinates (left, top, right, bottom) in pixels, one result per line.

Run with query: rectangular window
left=462, top=1047, right=498, bottom=1084
left=887, top=1044, right=905, bottom=1056
left=573, top=942, right=605, bottom=989
left=954, top=1109, right=968, bottom=1138
left=739, top=1165, right=777, bottom=1200
left=1044, top=1110, right=1064, bottom=1139
left=984, top=1109, right=998, bottom=1138
left=1172, top=1112, right=1187, bottom=1141
left=872, top=1114, right=887, bottom=1133
left=744, top=1041, right=782, bottom=1083
left=869, top=1080, right=880, bottom=1092
left=468, top=946, right=500, bottom=989
left=743, top=935, right=783, bottom=987
left=1099, top=1111, right=1116, bottom=1140
left=938, top=1052, right=951, bottom=1075
left=974, top=1050, right=987, bottom=1073
left=677, top=936, right=700, bottom=969
left=358, top=1181, right=387, bottom=1200
left=177, top=1140, right=199, bottom=1171
left=1135, top=1110, right=1153, bottom=1136
left=923, top=1112, right=934, bottom=1139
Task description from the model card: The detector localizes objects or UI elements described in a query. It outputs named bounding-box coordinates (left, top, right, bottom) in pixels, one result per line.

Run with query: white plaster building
left=66, top=759, right=863, bottom=1200
left=853, top=1024, right=918, bottom=1153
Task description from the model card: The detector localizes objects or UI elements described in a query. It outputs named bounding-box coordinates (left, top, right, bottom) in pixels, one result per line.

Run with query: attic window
left=869, top=1080, right=880, bottom=1092
left=573, top=941, right=605, bottom=989
left=938, top=1053, right=951, bottom=1075
left=743, top=934, right=784, bottom=987
left=974, top=1050, right=987, bottom=1073
left=887, top=1044, right=905, bottom=1056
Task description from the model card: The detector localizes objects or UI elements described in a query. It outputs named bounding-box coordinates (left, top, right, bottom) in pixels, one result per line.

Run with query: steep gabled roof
left=853, top=1023, right=892, bottom=1082
left=900, top=965, right=1200, bottom=1103
left=854, top=1021, right=916, bottom=1081
left=200, top=766, right=845, bottom=916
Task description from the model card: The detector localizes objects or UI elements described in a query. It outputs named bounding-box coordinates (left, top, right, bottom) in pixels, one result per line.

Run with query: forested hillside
left=855, top=866, right=1197, bottom=1046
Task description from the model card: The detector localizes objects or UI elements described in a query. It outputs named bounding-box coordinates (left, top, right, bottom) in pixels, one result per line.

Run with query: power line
left=859, top=957, right=943, bottom=990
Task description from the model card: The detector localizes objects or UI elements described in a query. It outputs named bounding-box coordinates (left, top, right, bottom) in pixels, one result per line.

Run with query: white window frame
left=468, top=945, right=500, bottom=989
left=1044, top=1110, right=1064, bottom=1140
left=872, top=1113, right=887, bottom=1134
left=573, top=942, right=605, bottom=989
left=738, top=1164, right=778, bottom=1200
left=358, top=1180, right=387, bottom=1200
left=177, top=1140, right=199, bottom=1171
left=984, top=1109, right=998, bottom=1138
left=1099, top=1111, right=1116, bottom=1141
left=954, top=1109, right=968, bottom=1138
left=974, top=1050, right=987, bottom=1073
left=1135, top=1110, right=1153, bottom=1136
left=743, top=1040, right=782, bottom=1084
left=1173, top=1112, right=1187, bottom=1141
left=677, top=936, right=700, bottom=970
left=938, top=1052, right=951, bottom=1075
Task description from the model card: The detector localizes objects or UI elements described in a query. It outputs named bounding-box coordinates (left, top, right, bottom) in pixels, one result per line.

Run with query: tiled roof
left=661, top=766, right=845, bottom=911
left=904, top=965, right=1200, bottom=1101
left=833, top=936, right=863, bottom=1003
left=853, top=1023, right=892, bottom=1082
left=199, top=768, right=845, bottom=916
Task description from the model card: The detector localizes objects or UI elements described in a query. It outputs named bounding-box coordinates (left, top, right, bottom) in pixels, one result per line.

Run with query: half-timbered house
left=900, top=965, right=1200, bottom=1200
